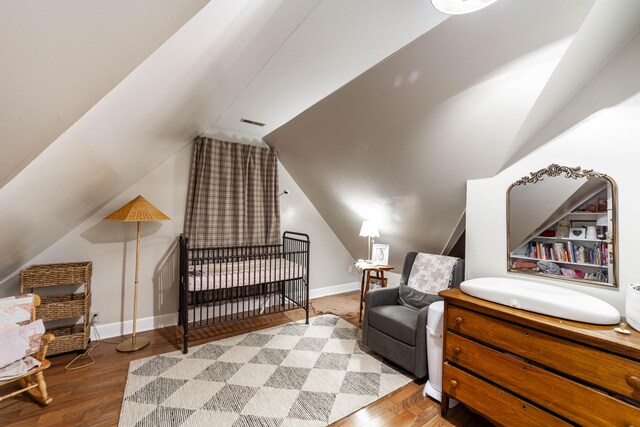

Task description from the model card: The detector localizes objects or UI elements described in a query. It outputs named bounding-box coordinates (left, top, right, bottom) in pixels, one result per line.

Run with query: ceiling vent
left=240, top=118, right=266, bottom=127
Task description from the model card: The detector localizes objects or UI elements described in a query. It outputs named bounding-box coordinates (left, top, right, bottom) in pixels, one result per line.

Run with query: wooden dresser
left=439, top=288, right=640, bottom=426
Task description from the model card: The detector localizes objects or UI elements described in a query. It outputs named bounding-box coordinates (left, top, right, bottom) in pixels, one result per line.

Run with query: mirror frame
left=506, top=164, right=618, bottom=287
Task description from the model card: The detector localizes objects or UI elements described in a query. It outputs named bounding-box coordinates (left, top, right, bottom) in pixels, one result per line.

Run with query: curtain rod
left=193, top=134, right=275, bottom=153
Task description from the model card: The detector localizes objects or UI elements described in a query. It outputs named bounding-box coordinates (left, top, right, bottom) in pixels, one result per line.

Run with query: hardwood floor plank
left=0, top=291, right=489, bottom=426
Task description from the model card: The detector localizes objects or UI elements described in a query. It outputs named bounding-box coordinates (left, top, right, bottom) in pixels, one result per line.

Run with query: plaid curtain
left=184, top=138, right=281, bottom=248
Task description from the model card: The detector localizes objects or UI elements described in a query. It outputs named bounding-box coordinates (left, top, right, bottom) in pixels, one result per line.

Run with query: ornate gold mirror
left=507, top=164, right=618, bottom=287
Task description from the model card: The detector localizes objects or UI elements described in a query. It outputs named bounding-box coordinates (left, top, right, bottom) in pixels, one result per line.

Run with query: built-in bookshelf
left=509, top=189, right=611, bottom=283
left=512, top=239, right=608, bottom=268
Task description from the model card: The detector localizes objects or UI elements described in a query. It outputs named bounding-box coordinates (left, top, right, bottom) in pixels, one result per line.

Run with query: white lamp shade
left=596, top=215, right=608, bottom=227
left=431, top=0, right=497, bottom=15
left=359, top=220, right=380, bottom=238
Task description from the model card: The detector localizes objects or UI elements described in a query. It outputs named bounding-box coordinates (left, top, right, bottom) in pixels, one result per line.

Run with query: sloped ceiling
left=517, top=26, right=640, bottom=162
left=0, top=0, right=209, bottom=189
left=2, top=0, right=639, bottom=280
left=207, top=0, right=448, bottom=137
left=0, top=0, right=448, bottom=281
left=266, top=0, right=640, bottom=268
left=500, top=0, right=640, bottom=170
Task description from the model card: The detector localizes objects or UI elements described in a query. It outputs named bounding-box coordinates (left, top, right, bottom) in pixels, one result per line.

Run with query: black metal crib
left=179, top=231, right=310, bottom=353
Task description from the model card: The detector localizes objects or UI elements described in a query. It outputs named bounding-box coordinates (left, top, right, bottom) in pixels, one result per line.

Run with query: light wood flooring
left=0, top=291, right=490, bottom=427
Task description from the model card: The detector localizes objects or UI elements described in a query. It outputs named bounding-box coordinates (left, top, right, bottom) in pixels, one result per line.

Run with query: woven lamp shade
left=104, top=195, right=170, bottom=222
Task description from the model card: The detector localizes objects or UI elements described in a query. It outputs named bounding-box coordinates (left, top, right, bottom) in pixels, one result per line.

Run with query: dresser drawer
left=446, top=332, right=640, bottom=426
left=447, top=305, right=640, bottom=401
left=442, top=363, right=570, bottom=427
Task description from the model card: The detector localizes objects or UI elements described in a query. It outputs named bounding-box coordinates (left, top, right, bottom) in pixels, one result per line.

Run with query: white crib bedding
left=188, top=258, right=304, bottom=292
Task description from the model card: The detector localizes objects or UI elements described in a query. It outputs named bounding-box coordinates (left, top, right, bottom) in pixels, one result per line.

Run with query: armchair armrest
left=416, top=305, right=430, bottom=340
left=35, top=333, right=55, bottom=362
left=365, top=287, right=399, bottom=308
left=363, top=287, right=399, bottom=347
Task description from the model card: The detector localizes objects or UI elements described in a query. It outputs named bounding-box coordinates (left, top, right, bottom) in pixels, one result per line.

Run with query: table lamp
left=105, top=195, right=170, bottom=352
left=359, top=220, right=379, bottom=261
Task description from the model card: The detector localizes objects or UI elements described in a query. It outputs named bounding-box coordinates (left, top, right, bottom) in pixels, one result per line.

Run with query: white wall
left=466, top=101, right=640, bottom=313
left=466, top=28, right=640, bottom=314
left=5, top=139, right=357, bottom=335
left=279, top=162, right=360, bottom=292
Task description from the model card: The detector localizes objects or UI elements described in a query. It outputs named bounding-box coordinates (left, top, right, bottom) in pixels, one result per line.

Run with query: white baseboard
left=92, top=312, right=178, bottom=340
left=92, top=281, right=360, bottom=340
left=309, top=281, right=360, bottom=299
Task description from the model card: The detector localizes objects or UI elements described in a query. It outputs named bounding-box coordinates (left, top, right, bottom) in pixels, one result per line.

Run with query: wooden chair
left=0, top=294, right=55, bottom=405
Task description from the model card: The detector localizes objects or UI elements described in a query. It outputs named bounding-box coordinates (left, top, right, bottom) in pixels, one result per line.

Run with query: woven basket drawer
left=37, top=292, right=90, bottom=321
left=20, top=262, right=92, bottom=288
left=47, top=324, right=90, bottom=355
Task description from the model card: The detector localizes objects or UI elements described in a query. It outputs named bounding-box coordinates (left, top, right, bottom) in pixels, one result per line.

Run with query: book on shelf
left=567, top=241, right=574, bottom=263
left=524, top=240, right=607, bottom=267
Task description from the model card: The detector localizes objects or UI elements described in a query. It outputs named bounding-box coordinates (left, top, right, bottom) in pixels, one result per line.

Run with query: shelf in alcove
left=533, top=236, right=606, bottom=243
left=565, top=212, right=606, bottom=217
left=510, top=254, right=607, bottom=269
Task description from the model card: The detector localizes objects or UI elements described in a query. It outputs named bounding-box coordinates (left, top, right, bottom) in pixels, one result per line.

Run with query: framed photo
left=571, top=220, right=596, bottom=229
left=371, top=243, right=389, bottom=265
left=569, top=227, right=587, bottom=239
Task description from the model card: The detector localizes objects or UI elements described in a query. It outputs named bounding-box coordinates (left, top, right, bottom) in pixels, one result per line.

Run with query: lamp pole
left=132, top=221, right=140, bottom=346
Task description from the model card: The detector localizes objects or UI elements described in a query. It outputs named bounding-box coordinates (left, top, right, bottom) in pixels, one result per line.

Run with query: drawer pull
left=453, top=346, right=461, bottom=355
left=626, top=375, right=640, bottom=390
left=455, top=317, right=464, bottom=325
left=450, top=380, right=458, bottom=388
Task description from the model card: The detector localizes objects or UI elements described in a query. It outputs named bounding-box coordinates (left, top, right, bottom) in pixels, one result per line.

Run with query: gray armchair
left=362, top=252, right=463, bottom=378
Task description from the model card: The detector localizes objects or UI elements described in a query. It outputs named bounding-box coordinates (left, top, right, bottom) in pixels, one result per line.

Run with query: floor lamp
left=105, top=195, right=170, bottom=352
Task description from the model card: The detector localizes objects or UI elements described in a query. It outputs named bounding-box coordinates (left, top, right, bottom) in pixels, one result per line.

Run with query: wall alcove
left=507, top=164, right=618, bottom=287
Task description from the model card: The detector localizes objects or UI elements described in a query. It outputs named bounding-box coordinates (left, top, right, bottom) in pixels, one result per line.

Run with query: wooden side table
left=358, top=265, right=393, bottom=322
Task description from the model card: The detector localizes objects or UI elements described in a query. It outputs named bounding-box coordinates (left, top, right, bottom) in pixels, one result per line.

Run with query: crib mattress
left=188, top=258, right=304, bottom=292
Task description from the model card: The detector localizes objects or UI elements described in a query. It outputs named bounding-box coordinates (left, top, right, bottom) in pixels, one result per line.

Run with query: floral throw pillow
left=0, top=320, right=45, bottom=369
left=0, top=295, right=34, bottom=326
left=406, top=253, right=459, bottom=295
left=0, top=294, right=44, bottom=369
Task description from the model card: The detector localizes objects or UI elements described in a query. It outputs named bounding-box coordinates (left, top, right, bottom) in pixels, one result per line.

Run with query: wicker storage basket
left=20, top=262, right=92, bottom=289
left=47, top=324, right=90, bottom=355
left=37, top=292, right=91, bottom=321
left=20, top=262, right=92, bottom=354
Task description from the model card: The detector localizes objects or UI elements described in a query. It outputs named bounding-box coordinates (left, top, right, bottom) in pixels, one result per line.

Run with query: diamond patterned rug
left=119, top=315, right=413, bottom=426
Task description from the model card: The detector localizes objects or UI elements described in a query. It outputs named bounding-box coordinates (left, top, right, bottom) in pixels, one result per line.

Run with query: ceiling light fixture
left=431, top=0, right=497, bottom=15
